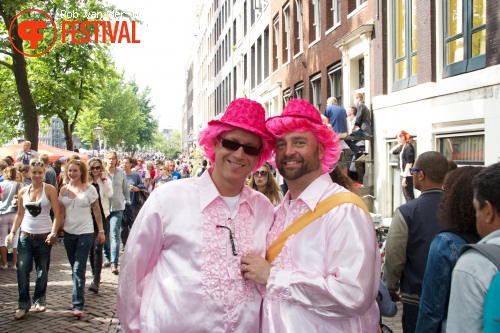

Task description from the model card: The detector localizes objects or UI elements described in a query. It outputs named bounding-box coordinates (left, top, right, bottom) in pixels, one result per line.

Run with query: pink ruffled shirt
left=116, top=170, right=274, bottom=333
left=263, top=173, right=381, bottom=333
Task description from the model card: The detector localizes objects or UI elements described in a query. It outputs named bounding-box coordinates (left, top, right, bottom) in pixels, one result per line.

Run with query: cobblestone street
left=1, top=240, right=403, bottom=332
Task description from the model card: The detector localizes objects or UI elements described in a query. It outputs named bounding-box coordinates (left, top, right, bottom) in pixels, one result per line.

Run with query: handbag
left=9, top=182, right=20, bottom=213
left=136, top=188, right=150, bottom=207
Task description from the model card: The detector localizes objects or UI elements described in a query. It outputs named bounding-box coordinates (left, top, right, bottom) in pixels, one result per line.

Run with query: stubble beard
left=277, top=148, right=321, bottom=181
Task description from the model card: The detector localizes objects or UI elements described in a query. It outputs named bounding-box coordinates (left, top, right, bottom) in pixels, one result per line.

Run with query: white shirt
left=60, top=185, right=98, bottom=234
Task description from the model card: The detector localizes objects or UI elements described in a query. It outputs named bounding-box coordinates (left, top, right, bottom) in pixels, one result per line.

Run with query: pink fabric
left=116, top=170, right=274, bottom=333
left=263, top=173, right=381, bottom=333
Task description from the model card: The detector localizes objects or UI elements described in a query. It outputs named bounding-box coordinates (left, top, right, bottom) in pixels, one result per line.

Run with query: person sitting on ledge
left=344, top=93, right=372, bottom=161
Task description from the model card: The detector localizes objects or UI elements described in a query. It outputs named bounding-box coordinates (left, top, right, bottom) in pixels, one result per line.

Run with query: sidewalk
left=0, top=241, right=120, bottom=332
left=1, top=241, right=404, bottom=332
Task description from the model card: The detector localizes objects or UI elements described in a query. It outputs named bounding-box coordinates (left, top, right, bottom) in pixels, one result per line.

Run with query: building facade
left=187, top=0, right=498, bottom=216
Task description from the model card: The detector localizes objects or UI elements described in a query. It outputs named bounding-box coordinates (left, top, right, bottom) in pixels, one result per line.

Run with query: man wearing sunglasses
left=241, top=99, right=381, bottom=332
left=383, top=151, right=449, bottom=331
left=117, top=98, right=275, bottom=332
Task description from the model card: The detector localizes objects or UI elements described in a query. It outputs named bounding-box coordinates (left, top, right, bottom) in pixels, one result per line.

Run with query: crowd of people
left=1, top=97, right=499, bottom=333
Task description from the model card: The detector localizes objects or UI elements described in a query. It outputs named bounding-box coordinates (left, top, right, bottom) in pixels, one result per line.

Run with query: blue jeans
left=63, top=232, right=93, bottom=311
left=17, top=234, right=52, bottom=310
left=345, top=129, right=371, bottom=154
left=103, top=210, right=123, bottom=265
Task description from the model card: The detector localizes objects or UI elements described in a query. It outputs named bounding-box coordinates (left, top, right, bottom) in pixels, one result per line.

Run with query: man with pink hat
left=117, top=98, right=275, bottom=332
left=241, top=98, right=381, bottom=332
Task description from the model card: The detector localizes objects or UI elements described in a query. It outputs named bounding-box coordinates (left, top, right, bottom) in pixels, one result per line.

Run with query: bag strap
left=265, top=192, right=372, bottom=263
left=460, top=244, right=500, bottom=269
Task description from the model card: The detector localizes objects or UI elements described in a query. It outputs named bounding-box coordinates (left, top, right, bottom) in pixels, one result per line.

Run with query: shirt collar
left=285, top=173, right=333, bottom=211
left=198, top=168, right=253, bottom=212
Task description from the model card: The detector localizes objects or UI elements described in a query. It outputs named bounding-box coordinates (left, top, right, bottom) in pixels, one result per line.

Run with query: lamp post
left=93, top=123, right=103, bottom=157
left=120, top=139, right=126, bottom=159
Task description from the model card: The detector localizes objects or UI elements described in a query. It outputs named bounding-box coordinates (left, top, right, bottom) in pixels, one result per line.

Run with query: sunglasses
left=90, top=166, right=101, bottom=171
left=30, top=162, right=44, bottom=167
left=218, top=137, right=262, bottom=156
left=160, top=168, right=165, bottom=171
left=253, top=170, right=268, bottom=177
left=409, top=167, right=425, bottom=176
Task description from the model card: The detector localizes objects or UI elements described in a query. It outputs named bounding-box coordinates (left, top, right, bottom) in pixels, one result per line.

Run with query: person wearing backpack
left=416, top=166, right=482, bottom=332
left=447, top=162, right=500, bottom=333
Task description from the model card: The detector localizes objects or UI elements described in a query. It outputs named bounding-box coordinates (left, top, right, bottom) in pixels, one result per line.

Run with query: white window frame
left=284, top=5, right=291, bottom=62
left=312, top=0, right=321, bottom=42
left=310, top=73, right=322, bottom=110
left=294, top=0, right=303, bottom=53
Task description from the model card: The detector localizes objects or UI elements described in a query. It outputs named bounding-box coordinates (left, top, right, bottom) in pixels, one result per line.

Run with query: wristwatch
left=98, top=230, right=105, bottom=234
left=50, top=233, right=57, bottom=238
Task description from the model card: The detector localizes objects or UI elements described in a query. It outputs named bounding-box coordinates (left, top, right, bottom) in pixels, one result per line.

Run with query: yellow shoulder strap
left=265, top=192, right=372, bottom=263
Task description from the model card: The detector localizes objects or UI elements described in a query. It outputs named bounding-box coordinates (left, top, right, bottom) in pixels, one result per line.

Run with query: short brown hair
left=39, top=153, right=50, bottom=164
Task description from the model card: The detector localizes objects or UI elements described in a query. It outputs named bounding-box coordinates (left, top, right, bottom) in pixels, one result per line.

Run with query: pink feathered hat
left=207, top=98, right=271, bottom=141
left=266, top=98, right=341, bottom=174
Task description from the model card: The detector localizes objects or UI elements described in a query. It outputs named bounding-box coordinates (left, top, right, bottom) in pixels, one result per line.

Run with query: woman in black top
left=390, top=130, right=415, bottom=202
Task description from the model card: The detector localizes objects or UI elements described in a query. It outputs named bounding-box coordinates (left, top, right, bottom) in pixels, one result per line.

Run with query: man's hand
left=241, top=254, right=272, bottom=286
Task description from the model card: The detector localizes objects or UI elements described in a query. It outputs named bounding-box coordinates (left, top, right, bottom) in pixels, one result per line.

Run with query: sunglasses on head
left=30, top=162, right=44, bottom=167
left=218, top=137, right=262, bottom=156
left=90, top=166, right=101, bottom=171
left=253, top=170, right=268, bottom=177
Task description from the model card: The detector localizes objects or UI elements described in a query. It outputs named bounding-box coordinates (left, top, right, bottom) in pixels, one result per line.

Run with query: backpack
left=460, top=243, right=500, bottom=333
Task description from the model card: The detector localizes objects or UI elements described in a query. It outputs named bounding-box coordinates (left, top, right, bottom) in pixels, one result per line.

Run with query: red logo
left=9, top=9, right=57, bottom=57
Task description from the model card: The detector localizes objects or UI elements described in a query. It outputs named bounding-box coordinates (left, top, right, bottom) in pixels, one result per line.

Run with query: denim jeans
left=104, top=210, right=123, bottom=265
left=345, top=129, right=371, bottom=154
left=17, top=234, right=52, bottom=310
left=63, top=232, right=93, bottom=311
left=89, top=219, right=108, bottom=284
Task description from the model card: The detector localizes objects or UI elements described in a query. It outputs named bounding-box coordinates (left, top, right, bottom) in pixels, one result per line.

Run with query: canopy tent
left=0, top=143, right=88, bottom=162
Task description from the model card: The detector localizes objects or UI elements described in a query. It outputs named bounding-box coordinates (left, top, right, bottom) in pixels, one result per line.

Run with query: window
left=251, top=44, right=256, bottom=89
left=310, top=0, right=321, bottom=42
left=393, top=0, right=417, bottom=91
left=273, top=16, right=279, bottom=71
left=257, top=36, right=262, bottom=85
left=326, top=0, right=340, bottom=29
left=310, top=73, right=322, bottom=110
left=264, top=27, right=270, bottom=78
left=443, top=0, right=486, bottom=77
left=283, top=5, right=291, bottom=64
left=294, top=82, right=304, bottom=99
left=294, top=0, right=303, bottom=54
left=244, top=1, right=248, bottom=36
left=359, top=58, right=365, bottom=88
left=437, top=132, right=484, bottom=165
left=328, top=64, right=342, bottom=106
left=283, top=89, right=292, bottom=106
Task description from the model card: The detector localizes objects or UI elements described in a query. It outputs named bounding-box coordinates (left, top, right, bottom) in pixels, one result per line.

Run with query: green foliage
left=0, top=0, right=157, bottom=149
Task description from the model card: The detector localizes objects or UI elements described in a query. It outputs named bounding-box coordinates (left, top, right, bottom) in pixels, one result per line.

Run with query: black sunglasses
left=30, top=162, right=44, bottom=167
left=409, top=167, right=425, bottom=176
left=90, top=166, right=101, bottom=171
left=253, top=170, right=268, bottom=177
left=218, top=137, right=262, bottom=156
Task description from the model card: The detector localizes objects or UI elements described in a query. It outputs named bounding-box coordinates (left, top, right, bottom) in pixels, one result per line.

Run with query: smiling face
left=211, top=128, right=261, bottom=195
left=67, top=163, right=82, bottom=183
left=275, top=131, right=324, bottom=182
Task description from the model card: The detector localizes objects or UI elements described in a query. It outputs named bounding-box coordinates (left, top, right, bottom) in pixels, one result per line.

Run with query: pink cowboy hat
left=207, top=98, right=271, bottom=140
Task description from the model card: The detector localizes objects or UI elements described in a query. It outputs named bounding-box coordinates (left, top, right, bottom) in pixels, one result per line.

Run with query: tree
left=0, top=0, right=41, bottom=149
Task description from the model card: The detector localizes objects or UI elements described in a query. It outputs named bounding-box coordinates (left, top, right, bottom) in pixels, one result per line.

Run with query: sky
left=106, top=0, right=198, bottom=131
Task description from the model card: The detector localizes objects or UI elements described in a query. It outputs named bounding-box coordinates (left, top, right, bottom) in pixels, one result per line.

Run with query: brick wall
left=486, top=0, right=500, bottom=67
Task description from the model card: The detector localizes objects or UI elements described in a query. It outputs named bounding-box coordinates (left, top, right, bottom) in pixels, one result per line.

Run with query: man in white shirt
left=16, top=141, right=39, bottom=165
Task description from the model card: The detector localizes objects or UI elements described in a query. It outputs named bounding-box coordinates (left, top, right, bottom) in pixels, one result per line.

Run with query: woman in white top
left=59, top=159, right=104, bottom=317
left=1, top=166, right=23, bottom=269
left=87, top=158, right=113, bottom=294
left=5, top=161, right=61, bottom=319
